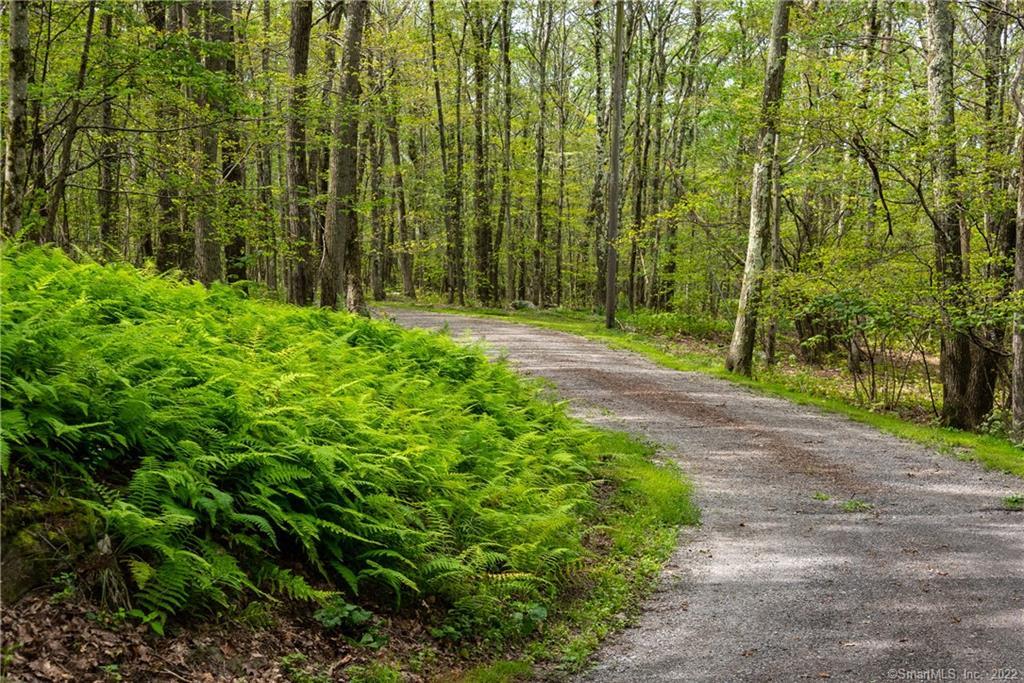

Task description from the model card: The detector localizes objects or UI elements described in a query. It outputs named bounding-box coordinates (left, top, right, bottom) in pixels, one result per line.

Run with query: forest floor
left=385, top=308, right=1024, bottom=682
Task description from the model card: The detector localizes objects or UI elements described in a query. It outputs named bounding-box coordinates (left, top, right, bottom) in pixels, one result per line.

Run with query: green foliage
left=344, top=662, right=402, bottom=683
left=840, top=499, right=873, bottom=513
left=313, top=598, right=372, bottom=631
left=620, top=310, right=731, bottom=342
left=1002, top=495, right=1023, bottom=512
left=453, top=659, right=534, bottom=683
left=0, top=247, right=612, bottom=630
left=279, top=653, right=330, bottom=683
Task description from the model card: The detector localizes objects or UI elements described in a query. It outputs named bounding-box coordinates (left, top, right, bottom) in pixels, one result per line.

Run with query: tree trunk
left=194, top=1, right=226, bottom=286
left=258, top=0, right=277, bottom=291
left=471, top=5, right=494, bottom=305
left=97, top=10, right=117, bottom=259
left=925, top=0, right=972, bottom=428
left=605, top=0, right=626, bottom=328
left=497, top=0, right=513, bottom=303
left=386, top=92, right=415, bottom=299
left=155, top=4, right=184, bottom=271
left=286, top=0, right=314, bottom=304
left=44, top=1, right=97, bottom=247
left=1011, top=53, right=1024, bottom=439
left=370, top=117, right=386, bottom=302
left=322, top=0, right=368, bottom=313
left=341, top=0, right=369, bottom=315
left=590, top=0, right=608, bottom=310
left=725, top=0, right=791, bottom=375
left=532, top=2, right=553, bottom=306
left=1013, top=114, right=1023, bottom=439
left=965, top=0, right=1012, bottom=427
left=215, top=0, right=245, bottom=284
left=453, top=28, right=467, bottom=306
left=309, top=3, right=344, bottom=260
left=555, top=5, right=568, bottom=307
left=428, top=0, right=459, bottom=304
left=3, top=0, right=30, bottom=238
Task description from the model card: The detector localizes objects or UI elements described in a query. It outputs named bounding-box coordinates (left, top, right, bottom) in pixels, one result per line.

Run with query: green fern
left=1, top=246, right=624, bottom=630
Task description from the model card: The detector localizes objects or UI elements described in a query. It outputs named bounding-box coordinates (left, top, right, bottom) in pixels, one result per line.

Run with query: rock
left=1, top=498, right=97, bottom=605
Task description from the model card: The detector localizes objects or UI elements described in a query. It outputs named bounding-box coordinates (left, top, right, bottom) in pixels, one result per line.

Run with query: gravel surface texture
left=385, top=309, right=1024, bottom=683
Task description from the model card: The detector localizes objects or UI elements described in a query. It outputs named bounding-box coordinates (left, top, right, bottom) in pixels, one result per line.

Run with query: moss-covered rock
left=0, top=499, right=96, bottom=604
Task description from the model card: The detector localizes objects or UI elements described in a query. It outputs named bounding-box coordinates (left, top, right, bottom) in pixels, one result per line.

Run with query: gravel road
left=385, top=309, right=1024, bottom=683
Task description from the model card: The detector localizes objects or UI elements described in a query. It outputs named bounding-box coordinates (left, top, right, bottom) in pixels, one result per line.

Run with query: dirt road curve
left=386, top=309, right=1024, bottom=683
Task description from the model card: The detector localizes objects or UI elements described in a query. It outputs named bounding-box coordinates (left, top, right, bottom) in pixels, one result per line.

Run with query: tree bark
left=258, top=0, right=277, bottom=290
left=965, top=0, right=1012, bottom=427
left=3, top=0, right=30, bottom=238
left=194, top=1, right=225, bottom=286
left=369, top=115, right=387, bottom=302
left=322, top=0, right=368, bottom=313
left=1011, top=52, right=1024, bottom=439
left=154, top=3, right=184, bottom=272
left=97, top=10, right=117, bottom=259
left=286, top=0, right=314, bottom=304
left=452, top=25, right=467, bottom=306
left=1013, top=112, right=1023, bottom=439
left=725, top=0, right=791, bottom=375
left=532, top=2, right=553, bottom=306
left=427, top=0, right=460, bottom=304
left=470, top=3, right=494, bottom=305
left=386, top=91, right=415, bottom=298
left=925, top=0, right=972, bottom=428
left=215, top=0, right=246, bottom=284
left=605, top=0, right=626, bottom=328
left=496, top=0, right=513, bottom=302
left=590, top=0, right=608, bottom=310
left=342, top=0, right=369, bottom=315
left=44, top=1, right=97, bottom=247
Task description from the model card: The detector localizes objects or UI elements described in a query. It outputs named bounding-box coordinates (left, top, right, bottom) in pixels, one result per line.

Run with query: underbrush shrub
left=764, top=248, right=940, bottom=410
left=620, top=309, right=730, bottom=341
left=0, top=246, right=609, bottom=632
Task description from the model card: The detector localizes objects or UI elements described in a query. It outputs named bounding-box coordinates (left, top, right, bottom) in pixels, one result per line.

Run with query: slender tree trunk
left=532, top=2, right=553, bottom=305
left=555, top=4, right=568, bottom=307
left=471, top=4, right=493, bottom=305
left=925, top=0, right=972, bottom=428
left=194, top=1, right=226, bottom=286
left=590, top=0, right=608, bottom=310
left=725, top=0, right=790, bottom=375
left=765, top=134, right=782, bottom=365
left=341, top=0, right=369, bottom=315
left=97, top=10, right=117, bottom=258
left=45, top=1, right=97, bottom=247
left=453, top=29, right=467, bottom=306
left=1011, top=54, right=1024, bottom=439
left=965, top=0, right=1012, bottom=426
left=605, top=0, right=626, bottom=328
left=3, top=0, right=30, bottom=238
left=258, top=0, right=277, bottom=291
left=664, top=0, right=703, bottom=307
left=370, top=117, right=386, bottom=302
left=496, top=0, right=512, bottom=302
left=215, top=0, right=245, bottom=283
left=286, top=0, right=313, bottom=304
left=154, top=4, right=185, bottom=271
left=386, top=92, right=415, bottom=298
left=427, top=0, right=458, bottom=304
left=310, top=3, right=344, bottom=260
left=1013, top=115, right=1024, bottom=439
left=322, top=0, right=368, bottom=313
